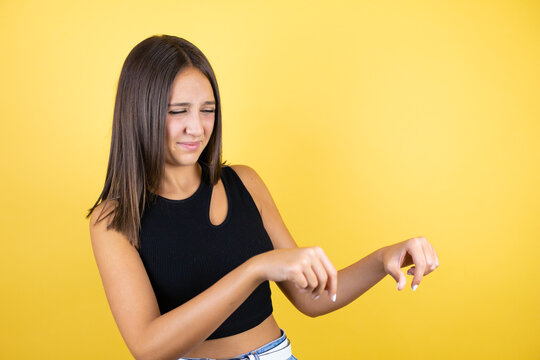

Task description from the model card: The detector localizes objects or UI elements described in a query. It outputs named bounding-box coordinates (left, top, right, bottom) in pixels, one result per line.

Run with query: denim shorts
left=178, top=328, right=298, bottom=360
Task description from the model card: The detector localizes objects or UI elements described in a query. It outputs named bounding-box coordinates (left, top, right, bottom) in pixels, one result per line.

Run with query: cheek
left=205, top=118, right=215, bottom=133
left=166, top=121, right=182, bottom=139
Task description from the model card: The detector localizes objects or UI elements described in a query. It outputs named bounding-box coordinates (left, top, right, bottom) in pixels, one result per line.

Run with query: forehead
left=169, top=67, right=214, bottom=102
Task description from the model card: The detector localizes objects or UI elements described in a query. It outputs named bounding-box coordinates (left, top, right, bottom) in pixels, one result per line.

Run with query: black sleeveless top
left=137, top=163, right=274, bottom=339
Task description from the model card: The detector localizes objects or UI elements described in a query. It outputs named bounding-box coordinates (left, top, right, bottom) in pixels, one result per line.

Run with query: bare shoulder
left=229, top=164, right=299, bottom=251
left=89, top=199, right=118, bottom=230
left=228, top=164, right=262, bottom=189
left=228, top=164, right=279, bottom=225
left=228, top=164, right=266, bottom=212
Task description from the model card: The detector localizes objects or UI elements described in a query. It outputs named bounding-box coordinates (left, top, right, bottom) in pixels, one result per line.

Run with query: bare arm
left=306, top=248, right=387, bottom=317
left=141, top=258, right=261, bottom=359
left=89, top=201, right=263, bottom=360
left=276, top=239, right=439, bottom=317
left=229, top=165, right=385, bottom=317
left=224, top=165, right=440, bottom=319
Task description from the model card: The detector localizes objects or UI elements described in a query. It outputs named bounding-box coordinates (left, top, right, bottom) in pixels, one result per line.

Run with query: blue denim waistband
left=180, top=328, right=288, bottom=360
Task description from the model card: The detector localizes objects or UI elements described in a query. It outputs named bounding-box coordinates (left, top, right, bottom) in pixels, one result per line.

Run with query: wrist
left=374, top=247, right=387, bottom=278
left=245, top=254, right=265, bottom=285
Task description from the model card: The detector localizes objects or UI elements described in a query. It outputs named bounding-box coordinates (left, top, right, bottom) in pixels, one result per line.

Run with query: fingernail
left=313, top=294, right=320, bottom=300
left=412, top=284, right=418, bottom=291
left=397, top=283, right=400, bottom=290
left=331, top=294, right=336, bottom=302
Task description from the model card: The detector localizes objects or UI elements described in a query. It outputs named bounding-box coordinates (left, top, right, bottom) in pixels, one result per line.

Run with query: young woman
left=87, top=34, right=439, bottom=360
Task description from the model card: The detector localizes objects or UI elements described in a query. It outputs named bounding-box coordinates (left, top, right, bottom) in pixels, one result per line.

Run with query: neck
left=155, top=162, right=202, bottom=197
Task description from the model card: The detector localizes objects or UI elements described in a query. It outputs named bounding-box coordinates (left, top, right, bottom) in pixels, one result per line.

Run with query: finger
left=302, top=262, right=319, bottom=292
left=427, top=241, right=439, bottom=272
left=421, top=240, right=436, bottom=274
left=386, top=249, right=407, bottom=291
left=314, top=247, right=338, bottom=300
left=409, top=239, right=427, bottom=290
left=291, top=269, right=309, bottom=291
left=294, top=272, right=309, bottom=291
left=309, top=256, right=328, bottom=299
left=430, top=242, right=440, bottom=267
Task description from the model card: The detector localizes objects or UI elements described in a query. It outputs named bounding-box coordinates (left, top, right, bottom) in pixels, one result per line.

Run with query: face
left=164, top=66, right=216, bottom=167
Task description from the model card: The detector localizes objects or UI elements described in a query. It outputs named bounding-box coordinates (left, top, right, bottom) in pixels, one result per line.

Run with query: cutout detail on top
left=208, top=178, right=229, bottom=227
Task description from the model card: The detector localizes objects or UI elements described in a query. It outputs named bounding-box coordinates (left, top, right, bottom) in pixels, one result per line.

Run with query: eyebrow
left=168, top=101, right=216, bottom=107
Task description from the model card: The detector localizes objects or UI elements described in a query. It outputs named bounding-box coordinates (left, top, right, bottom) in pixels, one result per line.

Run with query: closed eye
left=168, top=109, right=215, bottom=114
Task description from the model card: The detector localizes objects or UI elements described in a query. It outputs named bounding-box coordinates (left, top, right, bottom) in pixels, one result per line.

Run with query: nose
left=185, top=110, right=204, bottom=138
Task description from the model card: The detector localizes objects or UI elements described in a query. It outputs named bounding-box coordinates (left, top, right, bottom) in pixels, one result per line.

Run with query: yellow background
left=1, top=0, right=538, bottom=358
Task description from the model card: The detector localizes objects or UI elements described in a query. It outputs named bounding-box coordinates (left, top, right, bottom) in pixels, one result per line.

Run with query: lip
left=177, top=141, right=201, bottom=150
left=178, top=141, right=201, bottom=146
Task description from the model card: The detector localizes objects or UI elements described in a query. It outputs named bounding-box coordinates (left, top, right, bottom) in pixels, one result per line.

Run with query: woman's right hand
left=250, top=247, right=338, bottom=301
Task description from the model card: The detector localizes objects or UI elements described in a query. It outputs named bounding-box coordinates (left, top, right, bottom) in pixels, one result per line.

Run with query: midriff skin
left=181, top=314, right=282, bottom=358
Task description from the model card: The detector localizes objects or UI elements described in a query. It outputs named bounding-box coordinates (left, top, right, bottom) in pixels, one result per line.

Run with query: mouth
left=177, top=141, right=201, bottom=151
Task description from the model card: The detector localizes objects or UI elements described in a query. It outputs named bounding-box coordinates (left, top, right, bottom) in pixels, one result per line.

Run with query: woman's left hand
left=378, top=236, right=439, bottom=291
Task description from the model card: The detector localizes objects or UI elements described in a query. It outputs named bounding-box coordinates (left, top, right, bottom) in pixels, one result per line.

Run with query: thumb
left=386, top=263, right=407, bottom=291
left=396, top=271, right=407, bottom=291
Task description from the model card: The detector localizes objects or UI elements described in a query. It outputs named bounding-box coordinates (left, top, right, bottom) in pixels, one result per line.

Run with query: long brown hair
left=86, top=34, right=228, bottom=250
